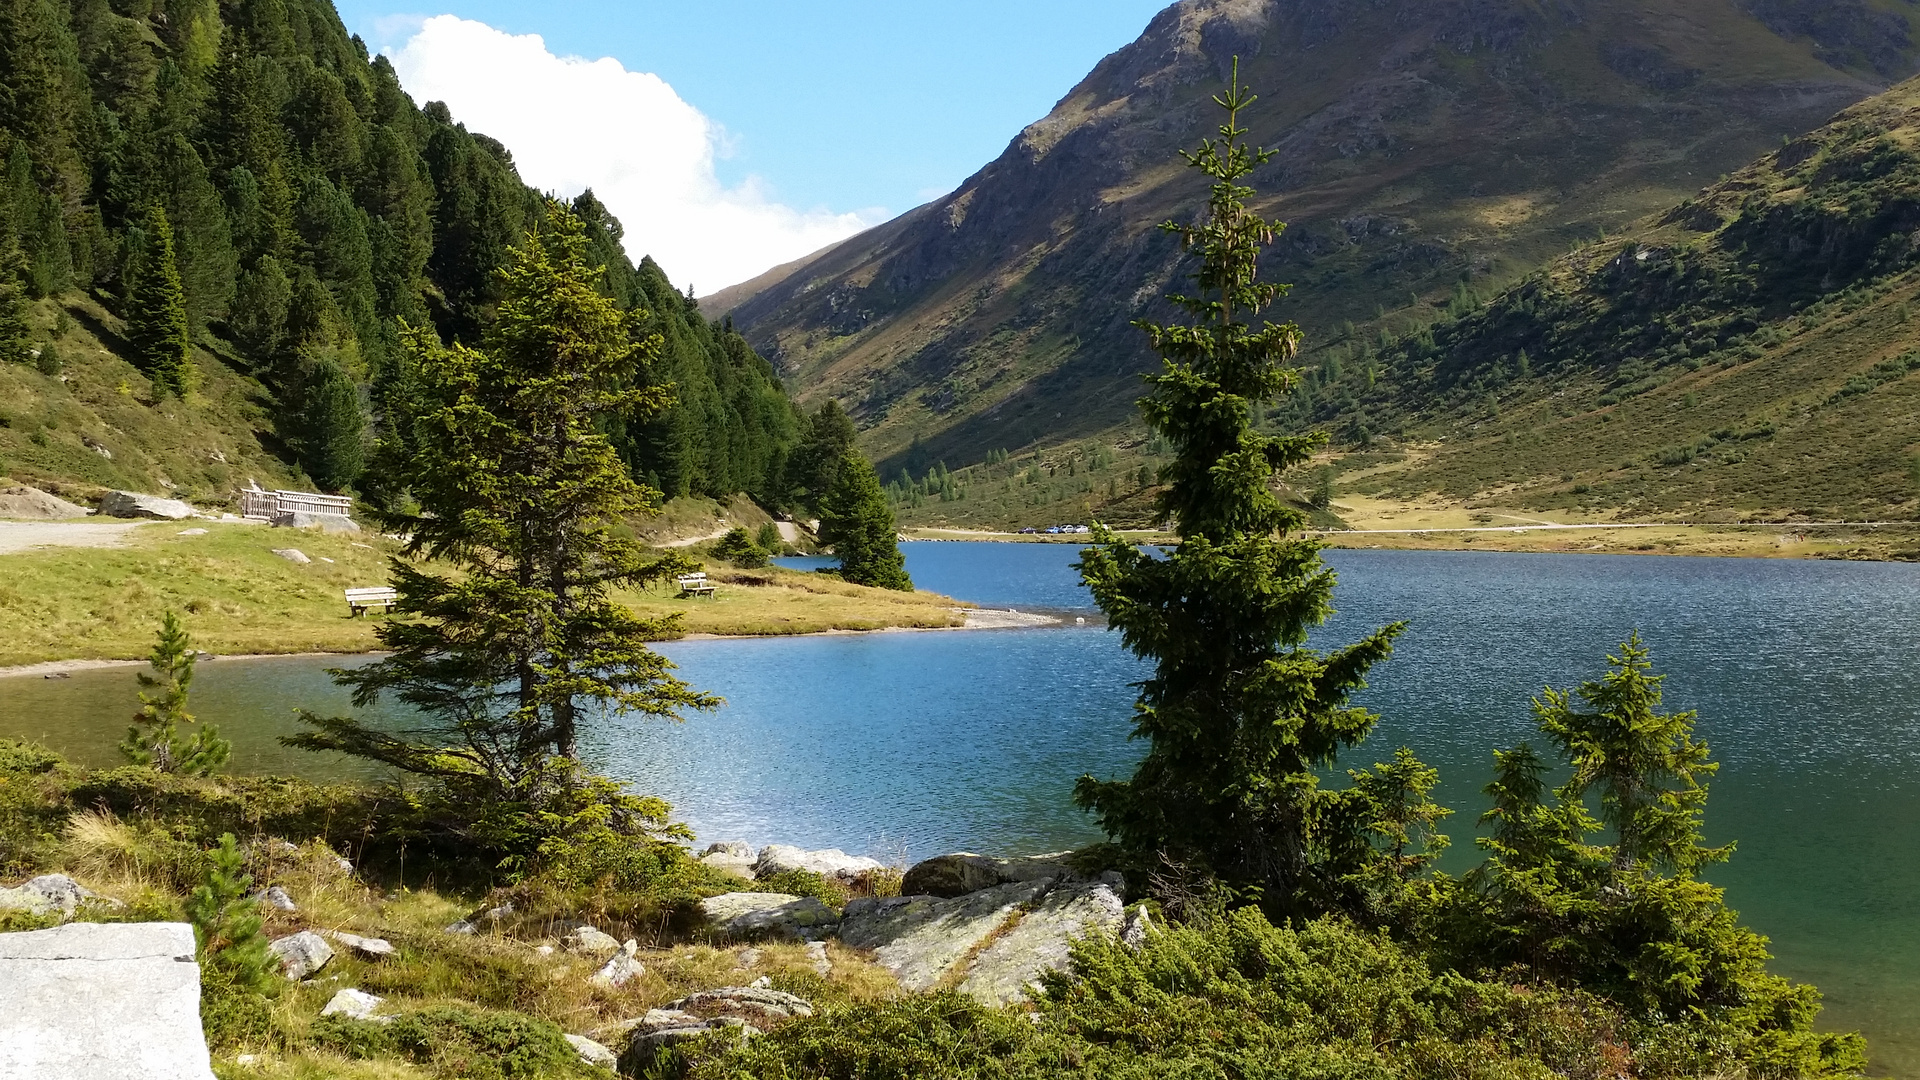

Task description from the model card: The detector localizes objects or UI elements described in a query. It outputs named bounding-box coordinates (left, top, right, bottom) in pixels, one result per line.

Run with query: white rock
left=805, top=940, right=831, bottom=976
left=0, top=873, right=109, bottom=917
left=270, top=548, right=310, bottom=564
left=560, top=925, right=622, bottom=956
left=753, top=844, right=884, bottom=881
left=255, top=886, right=296, bottom=911
left=267, top=931, right=333, bottom=980
left=101, top=490, right=196, bottom=520
left=589, top=940, right=643, bottom=988
left=444, top=921, right=476, bottom=935
left=564, top=1033, right=618, bottom=1069
left=958, top=879, right=1126, bottom=1005
left=1120, top=904, right=1155, bottom=948
left=0, top=921, right=217, bottom=1079
left=534, top=945, right=554, bottom=957
left=325, top=931, right=395, bottom=960
left=271, top=510, right=360, bottom=533
left=319, top=988, right=385, bottom=1021
left=748, top=975, right=772, bottom=989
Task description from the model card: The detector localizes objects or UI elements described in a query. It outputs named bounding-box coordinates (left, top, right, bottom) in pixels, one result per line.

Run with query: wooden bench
left=676, top=573, right=716, bottom=598
left=344, top=586, right=399, bottom=617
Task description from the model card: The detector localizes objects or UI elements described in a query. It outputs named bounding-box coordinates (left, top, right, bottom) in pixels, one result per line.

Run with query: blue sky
left=336, top=1, right=1171, bottom=289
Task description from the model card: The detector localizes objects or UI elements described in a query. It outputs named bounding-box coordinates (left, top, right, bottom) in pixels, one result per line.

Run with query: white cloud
left=387, top=16, right=875, bottom=294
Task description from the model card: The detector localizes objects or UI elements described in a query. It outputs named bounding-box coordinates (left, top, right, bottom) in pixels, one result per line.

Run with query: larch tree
left=819, top=448, right=911, bottom=591
left=1073, top=63, right=1410, bottom=918
left=285, top=203, right=717, bottom=802
left=124, top=203, right=194, bottom=397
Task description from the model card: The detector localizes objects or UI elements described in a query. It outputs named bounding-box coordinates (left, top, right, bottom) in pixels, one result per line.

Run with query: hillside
left=0, top=0, right=797, bottom=509
left=715, top=0, right=1919, bottom=483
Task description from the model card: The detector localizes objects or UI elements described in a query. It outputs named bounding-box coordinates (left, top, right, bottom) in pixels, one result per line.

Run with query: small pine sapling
left=186, top=833, right=275, bottom=992
left=120, top=611, right=230, bottom=774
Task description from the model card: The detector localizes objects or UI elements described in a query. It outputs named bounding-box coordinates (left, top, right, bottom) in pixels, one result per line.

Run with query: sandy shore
left=0, top=651, right=378, bottom=681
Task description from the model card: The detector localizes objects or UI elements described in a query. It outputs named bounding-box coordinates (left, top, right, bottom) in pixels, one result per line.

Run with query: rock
left=560, top=925, right=622, bottom=956
left=325, top=931, right=395, bottom=961
left=837, top=878, right=1052, bottom=992
left=1120, top=904, right=1155, bottom=948
left=753, top=844, right=884, bottom=881
left=270, top=510, right=360, bottom=533
left=255, top=885, right=296, bottom=911
left=804, top=940, right=831, bottom=976
left=446, top=901, right=512, bottom=934
left=958, top=879, right=1126, bottom=1005
left=176, top=528, right=207, bottom=536
left=0, top=484, right=90, bottom=520
left=901, top=851, right=1076, bottom=898
left=443, top=920, right=476, bottom=935
left=699, top=842, right=759, bottom=878
left=748, top=974, right=772, bottom=989
left=0, top=873, right=108, bottom=917
left=733, top=946, right=762, bottom=969
left=0, top=921, right=217, bottom=1080
left=101, top=490, right=197, bottom=520
left=705, top=841, right=755, bottom=858
left=267, top=931, right=333, bottom=980
left=319, top=988, right=385, bottom=1021
left=699, top=891, right=839, bottom=941
left=618, top=1018, right=753, bottom=1076
left=664, top=985, right=814, bottom=1024
left=588, top=939, right=643, bottom=988
left=271, top=548, right=310, bottom=564
left=564, top=1033, right=618, bottom=1069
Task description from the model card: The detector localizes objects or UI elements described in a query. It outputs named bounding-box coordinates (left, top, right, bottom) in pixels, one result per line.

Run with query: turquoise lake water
left=1, top=541, right=1916, bottom=1072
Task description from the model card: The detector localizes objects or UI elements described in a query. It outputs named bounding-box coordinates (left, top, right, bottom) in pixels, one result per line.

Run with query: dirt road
left=0, top=520, right=150, bottom=554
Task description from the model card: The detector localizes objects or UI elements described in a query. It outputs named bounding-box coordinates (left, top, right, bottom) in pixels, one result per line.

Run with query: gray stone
left=699, top=891, right=839, bottom=941
left=101, top=490, right=196, bottom=520
left=805, top=940, right=831, bottom=976
left=0, top=873, right=108, bottom=917
left=589, top=939, right=643, bottom=988
left=619, top=1020, right=753, bottom=1076
left=443, top=920, right=476, bottom=935
left=901, top=851, right=1077, bottom=897
left=704, top=841, right=755, bottom=858
left=958, top=880, right=1126, bottom=1005
left=565, top=1033, right=618, bottom=1069
left=271, top=547, right=311, bottom=564
left=256, top=885, right=296, bottom=911
left=560, top=925, right=622, bottom=956
left=319, top=988, right=385, bottom=1020
left=268, top=930, right=333, bottom=980
left=753, top=844, right=884, bottom=881
left=1120, top=904, right=1155, bottom=948
left=326, top=931, right=396, bottom=960
left=734, top=946, right=762, bottom=969
left=836, top=878, right=1052, bottom=992
left=0, top=484, right=90, bottom=520
left=699, top=844, right=759, bottom=878
left=271, top=510, right=361, bottom=533
left=665, top=985, right=814, bottom=1024
left=0, top=921, right=216, bottom=1080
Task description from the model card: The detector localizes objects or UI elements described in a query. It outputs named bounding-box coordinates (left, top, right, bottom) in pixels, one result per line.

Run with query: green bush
left=713, top=526, right=770, bottom=568
left=755, top=868, right=849, bottom=909
left=315, top=1004, right=591, bottom=1079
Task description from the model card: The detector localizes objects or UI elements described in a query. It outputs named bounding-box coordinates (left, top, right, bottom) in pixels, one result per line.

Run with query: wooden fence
left=240, top=489, right=353, bottom=520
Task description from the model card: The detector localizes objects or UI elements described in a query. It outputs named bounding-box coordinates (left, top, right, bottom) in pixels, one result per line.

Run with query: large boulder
left=100, top=490, right=196, bottom=520
left=836, top=878, right=1052, bottom=992
left=663, top=986, right=813, bottom=1025
left=0, top=873, right=109, bottom=917
left=957, top=877, right=1126, bottom=1005
left=0, top=921, right=217, bottom=1079
left=700, top=841, right=758, bottom=879
left=270, top=510, right=360, bottom=533
left=560, top=925, right=622, bottom=956
left=901, top=852, right=1076, bottom=897
left=267, top=930, right=333, bottom=980
left=0, top=484, right=89, bottom=520
left=699, top=892, right=839, bottom=941
left=753, top=844, right=884, bottom=882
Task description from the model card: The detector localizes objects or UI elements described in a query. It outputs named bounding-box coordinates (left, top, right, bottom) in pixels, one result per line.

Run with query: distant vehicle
left=1045, top=527, right=1061, bottom=534
left=1018, top=527, right=1038, bottom=534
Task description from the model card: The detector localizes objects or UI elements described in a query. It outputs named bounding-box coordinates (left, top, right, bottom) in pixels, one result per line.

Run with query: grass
left=0, top=522, right=973, bottom=668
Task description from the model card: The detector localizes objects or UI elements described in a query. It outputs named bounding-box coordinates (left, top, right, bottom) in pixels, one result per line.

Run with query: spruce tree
left=124, top=203, right=194, bottom=397
left=819, top=448, right=911, bottom=591
left=0, top=233, right=31, bottom=364
left=301, top=354, right=364, bottom=491
left=121, top=610, right=229, bottom=775
left=1074, top=65, right=1406, bottom=917
left=286, top=204, right=716, bottom=799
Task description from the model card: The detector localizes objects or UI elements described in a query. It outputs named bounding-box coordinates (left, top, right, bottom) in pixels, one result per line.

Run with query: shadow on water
left=2, top=542, right=1918, bottom=1074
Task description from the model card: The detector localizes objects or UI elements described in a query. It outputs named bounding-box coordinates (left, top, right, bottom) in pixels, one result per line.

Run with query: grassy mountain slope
left=717, top=0, right=1919, bottom=483
left=1325, top=75, right=1920, bottom=521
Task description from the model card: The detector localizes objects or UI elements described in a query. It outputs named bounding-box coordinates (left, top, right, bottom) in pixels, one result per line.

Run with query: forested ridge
left=0, top=0, right=798, bottom=503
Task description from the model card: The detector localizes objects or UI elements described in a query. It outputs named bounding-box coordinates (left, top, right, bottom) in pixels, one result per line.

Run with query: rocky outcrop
left=268, top=930, right=333, bottom=980
left=0, top=485, right=89, bottom=520
left=101, top=490, right=197, bottom=520
left=838, top=879, right=1051, bottom=992
left=957, top=878, right=1125, bottom=1005
left=700, top=892, right=840, bottom=941
left=699, top=841, right=758, bottom=879
left=565, top=1033, right=618, bottom=1069
left=901, top=852, right=1075, bottom=897
left=0, top=873, right=112, bottom=918
left=560, top=925, right=622, bottom=956
left=752, top=844, right=884, bottom=882
left=0, top=921, right=217, bottom=1080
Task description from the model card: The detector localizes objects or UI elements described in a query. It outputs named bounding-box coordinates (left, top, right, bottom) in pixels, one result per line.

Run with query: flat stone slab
left=837, top=878, right=1052, bottom=991
left=700, top=892, right=839, bottom=941
left=101, top=490, right=196, bottom=520
left=958, top=878, right=1125, bottom=1005
left=0, top=921, right=216, bottom=1080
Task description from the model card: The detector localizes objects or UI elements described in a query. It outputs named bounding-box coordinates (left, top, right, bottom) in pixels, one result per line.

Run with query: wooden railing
left=240, top=489, right=353, bottom=520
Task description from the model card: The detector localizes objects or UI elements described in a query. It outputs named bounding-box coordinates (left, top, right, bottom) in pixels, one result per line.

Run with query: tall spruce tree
left=300, top=354, right=364, bottom=491
left=286, top=204, right=716, bottom=800
left=124, top=203, right=194, bottom=397
left=1073, top=64, right=1407, bottom=917
left=819, top=448, right=911, bottom=590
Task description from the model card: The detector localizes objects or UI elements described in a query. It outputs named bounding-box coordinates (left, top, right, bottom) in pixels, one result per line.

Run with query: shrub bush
left=315, top=1004, right=592, bottom=1080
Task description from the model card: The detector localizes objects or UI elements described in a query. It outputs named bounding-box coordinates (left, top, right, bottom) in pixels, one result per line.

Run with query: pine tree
left=0, top=232, right=31, bottom=364
left=286, top=203, right=717, bottom=799
left=124, top=203, right=194, bottom=397
left=120, top=610, right=229, bottom=774
left=786, top=399, right=857, bottom=509
left=185, top=832, right=274, bottom=992
left=300, top=354, right=364, bottom=491
left=819, top=449, right=911, bottom=591
left=1073, top=64, right=1407, bottom=918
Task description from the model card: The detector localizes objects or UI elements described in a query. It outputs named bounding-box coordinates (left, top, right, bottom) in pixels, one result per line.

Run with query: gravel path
left=0, top=520, right=151, bottom=554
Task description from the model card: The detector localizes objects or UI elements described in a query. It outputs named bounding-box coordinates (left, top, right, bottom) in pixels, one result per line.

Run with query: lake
left=2, top=542, right=1918, bottom=1073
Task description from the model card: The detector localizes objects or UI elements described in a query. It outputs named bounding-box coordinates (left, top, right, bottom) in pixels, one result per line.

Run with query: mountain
left=0, top=0, right=796, bottom=506
left=1333, top=73, right=1920, bottom=522
left=714, top=0, right=1919, bottom=480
